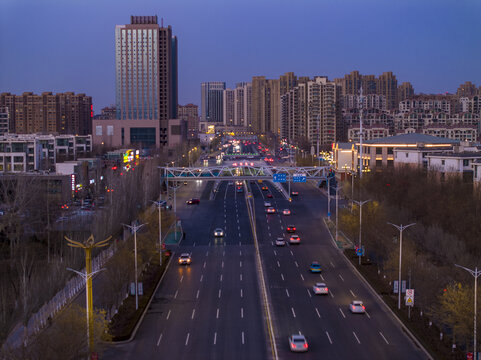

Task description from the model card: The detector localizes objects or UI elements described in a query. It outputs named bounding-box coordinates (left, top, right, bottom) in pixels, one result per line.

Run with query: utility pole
left=151, top=200, right=163, bottom=266
left=335, top=185, right=341, bottom=243
left=388, top=222, right=416, bottom=309
left=353, top=199, right=371, bottom=265
left=455, top=264, right=481, bottom=360
left=327, top=177, right=331, bottom=220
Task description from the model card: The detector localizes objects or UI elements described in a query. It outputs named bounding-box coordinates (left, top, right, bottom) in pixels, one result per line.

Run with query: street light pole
left=455, top=264, right=481, bottom=360
left=122, top=223, right=147, bottom=310
left=353, top=199, right=371, bottom=265
left=335, top=185, right=341, bottom=243
left=327, top=177, right=331, bottom=220
left=388, top=222, right=416, bottom=309
left=151, top=200, right=163, bottom=266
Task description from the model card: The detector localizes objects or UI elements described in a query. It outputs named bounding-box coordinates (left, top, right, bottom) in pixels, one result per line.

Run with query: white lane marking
left=156, top=333, right=163, bottom=346
left=379, top=331, right=389, bottom=344
left=196, top=290, right=200, bottom=299
left=241, top=307, right=244, bottom=318
left=237, top=219, right=240, bottom=224
left=267, top=225, right=270, bottom=230
left=223, top=251, right=225, bottom=256
left=315, top=308, right=321, bottom=318
left=191, top=309, right=195, bottom=319
left=271, top=241, right=274, bottom=246
left=208, top=241, right=211, bottom=246
left=330, top=261, right=335, bottom=268
left=281, top=273, right=285, bottom=281
left=240, top=274, right=243, bottom=281
left=277, top=260, right=281, bottom=267
left=174, top=290, right=178, bottom=299
left=280, top=226, right=283, bottom=230
left=180, top=275, right=184, bottom=283
left=290, top=250, right=294, bottom=256
left=185, top=332, right=190, bottom=346
left=200, top=275, right=203, bottom=282
left=329, top=289, right=334, bottom=298
left=193, top=242, right=196, bottom=247
left=294, top=261, right=299, bottom=268
left=291, top=307, right=296, bottom=318
left=338, top=274, right=345, bottom=282
left=213, top=332, right=217, bottom=345
left=203, top=261, right=206, bottom=269
left=286, top=289, right=290, bottom=297
left=307, top=288, right=312, bottom=298
left=365, top=311, right=371, bottom=319
left=239, top=241, right=241, bottom=245
left=220, top=274, right=223, bottom=282
left=350, top=289, right=356, bottom=297
left=239, top=233, right=241, bottom=237
left=269, top=233, right=271, bottom=237
left=320, top=274, right=325, bottom=281
left=353, top=331, right=361, bottom=344
left=222, top=261, right=224, bottom=268
left=218, top=289, right=222, bottom=298
left=242, top=331, right=245, bottom=344
left=240, top=250, right=242, bottom=256
left=326, top=331, right=333, bottom=344
left=240, top=261, right=243, bottom=267
left=216, top=308, right=220, bottom=318
left=166, top=310, right=171, bottom=320
left=274, top=250, right=277, bottom=256
left=238, top=226, right=240, bottom=231
left=300, top=274, right=305, bottom=281
left=339, top=308, right=346, bottom=318
left=240, top=289, right=243, bottom=298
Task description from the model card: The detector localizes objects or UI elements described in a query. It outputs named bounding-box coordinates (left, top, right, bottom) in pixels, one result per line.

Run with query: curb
left=322, top=219, right=433, bottom=360
left=111, top=255, right=173, bottom=345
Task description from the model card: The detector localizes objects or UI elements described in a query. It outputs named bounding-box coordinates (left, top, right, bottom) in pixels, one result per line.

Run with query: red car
left=266, top=193, right=273, bottom=198
left=186, top=198, right=200, bottom=205
left=286, top=225, right=296, bottom=233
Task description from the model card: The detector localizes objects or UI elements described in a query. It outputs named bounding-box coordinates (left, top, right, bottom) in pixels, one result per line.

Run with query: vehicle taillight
left=325, top=287, right=328, bottom=291
left=362, top=305, right=365, bottom=309
left=291, top=343, right=296, bottom=348
left=304, top=343, right=308, bottom=348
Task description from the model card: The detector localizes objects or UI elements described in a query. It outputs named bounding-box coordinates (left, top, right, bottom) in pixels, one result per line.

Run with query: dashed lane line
left=339, top=308, right=346, bottom=318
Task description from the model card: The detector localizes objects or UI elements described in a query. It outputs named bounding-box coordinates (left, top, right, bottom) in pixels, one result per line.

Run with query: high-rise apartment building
left=251, top=76, right=281, bottom=134
left=178, top=104, right=199, bottom=139
left=201, top=82, right=226, bottom=123
left=457, top=81, right=479, bottom=97
left=377, top=72, right=398, bottom=110
left=398, top=82, right=414, bottom=102
left=223, top=89, right=235, bottom=126
left=115, top=15, right=177, bottom=126
left=0, top=92, right=92, bottom=135
left=222, top=82, right=252, bottom=127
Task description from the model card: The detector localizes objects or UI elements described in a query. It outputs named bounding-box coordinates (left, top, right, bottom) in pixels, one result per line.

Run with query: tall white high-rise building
left=201, top=82, right=226, bottom=123
left=222, top=82, right=252, bottom=127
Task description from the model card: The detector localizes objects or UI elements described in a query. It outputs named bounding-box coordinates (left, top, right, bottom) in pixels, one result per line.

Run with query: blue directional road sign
left=273, top=173, right=287, bottom=183
left=293, top=173, right=307, bottom=183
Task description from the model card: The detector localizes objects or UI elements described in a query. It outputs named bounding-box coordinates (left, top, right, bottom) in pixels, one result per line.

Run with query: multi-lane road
left=104, top=170, right=428, bottom=359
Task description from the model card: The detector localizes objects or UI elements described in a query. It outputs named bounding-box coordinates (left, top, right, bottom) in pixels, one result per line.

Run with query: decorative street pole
left=455, top=264, right=481, bottom=360
left=65, top=234, right=111, bottom=353
left=388, top=222, right=416, bottom=309
left=353, top=199, right=371, bottom=265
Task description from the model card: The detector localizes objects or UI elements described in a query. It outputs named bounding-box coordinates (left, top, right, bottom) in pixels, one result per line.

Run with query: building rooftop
left=426, top=152, right=481, bottom=159
left=362, top=133, right=458, bottom=146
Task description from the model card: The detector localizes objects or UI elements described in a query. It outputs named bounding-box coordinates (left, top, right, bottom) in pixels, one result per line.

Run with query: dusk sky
left=1, top=0, right=480, bottom=113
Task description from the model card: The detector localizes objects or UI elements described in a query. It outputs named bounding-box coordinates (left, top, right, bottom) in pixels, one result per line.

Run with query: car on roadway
left=183, top=181, right=188, bottom=185
left=236, top=186, right=244, bottom=193
left=309, top=261, right=322, bottom=273
left=266, top=207, right=276, bottom=214
left=261, top=186, right=268, bottom=191
left=286, top=225, right=296, bottom=233
left=289, top=334, right=308, bottom=352
left=349, top=300, right=366, bottom=314
left=236, top=181, right=243, bottom=186
left=282, top=209, right=291, bottom=216
left=266, top=193, right=273, bottom=198
left=214, top=228, right=224, bottom=237
left=178, top=253, right=191, bottom=265
left=289, top=234, right=301, bottom=244
left=312, top=282, right=329, bottom=295
left=291, top=191, right=299, bottom=196
left=275, top=237, right=286, bottom=246
left=264, top=201, right=272, bottom=207
left=186, top=198, right=200, bottom=205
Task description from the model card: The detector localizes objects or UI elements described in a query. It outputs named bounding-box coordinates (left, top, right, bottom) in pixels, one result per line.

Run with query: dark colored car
left=261, top=186, right=268, bottom=191
left=286, top=225, right=296, bottom=233
left=266, top=193, right=273, bottom=198
left=291, top=191, right=299, bottom=196
left=186, top=198, right=200, bottom=205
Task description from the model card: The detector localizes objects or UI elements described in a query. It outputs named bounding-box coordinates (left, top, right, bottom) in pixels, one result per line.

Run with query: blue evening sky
left=1, top=0, right=480, bottom=112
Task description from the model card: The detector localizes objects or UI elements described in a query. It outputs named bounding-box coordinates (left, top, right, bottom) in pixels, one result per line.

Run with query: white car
left=178, top=253, right=191, bottom=265
left=264, top=201, right=272, bottom=207
left=312, top=282, right=328, bottom=295
left=289, top=334, right=308, bottom=352
left=275, top=237, right=286, bottom=246
left=289, top=234, right=300, bottom=244
left=282, top=209, right=291, bottom=216
left=214, top=228, right=224, bottom=237
left=266, top=207, right=276, bottom=214
left=349, top=300, right=366, bottom=314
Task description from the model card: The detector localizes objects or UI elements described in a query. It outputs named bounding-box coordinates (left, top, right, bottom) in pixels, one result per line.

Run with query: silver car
left=349, top=300, right=366, bottom=313
left=178, top=253, right=191, bottom=265
left=214, top=228, right=224, bottom=237
left=312, top=282, right=328, bottom=295
left=275, top=237, right=286, bottom=246
left=289, top=334, right=308, bottom=352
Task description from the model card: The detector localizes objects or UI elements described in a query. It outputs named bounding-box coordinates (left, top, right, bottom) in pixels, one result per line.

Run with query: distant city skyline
left=1, top=0, right=480, bottom=112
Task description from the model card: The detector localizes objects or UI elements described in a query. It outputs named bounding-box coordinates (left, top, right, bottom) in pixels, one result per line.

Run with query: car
left=312, top=282, right=329, bottom=295
left=289, top=234, right=301, bottom=244
left=214, top=228, right=224, bottom=237
left=178, top=253, right=191, bottom=265
left=289, top=334, right=308, bottom=352
left=266, top=207, right=276, bottom=214
left=264, top=201, right=272, bottom=207
left=186, top=198, right=200, bottom=205
left=236, top=186, right=244, bottom=193
left=183, top=181, right=188, bottom=185
left=286, top=225, right=296, bottom=233
left=261, top=186, right=268, bottom=191
left=266, top=193, right=273, bottom=198
left=282, top=209, right=291, bottom=216
left=291, top=191, right=299, bottom=196
left=275, top=237, right=286, bottom=246
left=349, top=300, right=366, bottom=314
left=236, top=181, right=243, bottom=186
left=309, top=261, right=322, bottom=273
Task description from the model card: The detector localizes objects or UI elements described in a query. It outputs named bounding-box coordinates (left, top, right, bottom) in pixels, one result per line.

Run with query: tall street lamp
left=151, top=200, right=163, bottom=266
left=334, top=185, right=342, bottom=244
left=353, top=199, right=371, bottom=265
left=454, top=264, right=481, bottom=360
left=388, top=222, right=416, bottom=309
left=122, top=222, right=147, bottom=310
